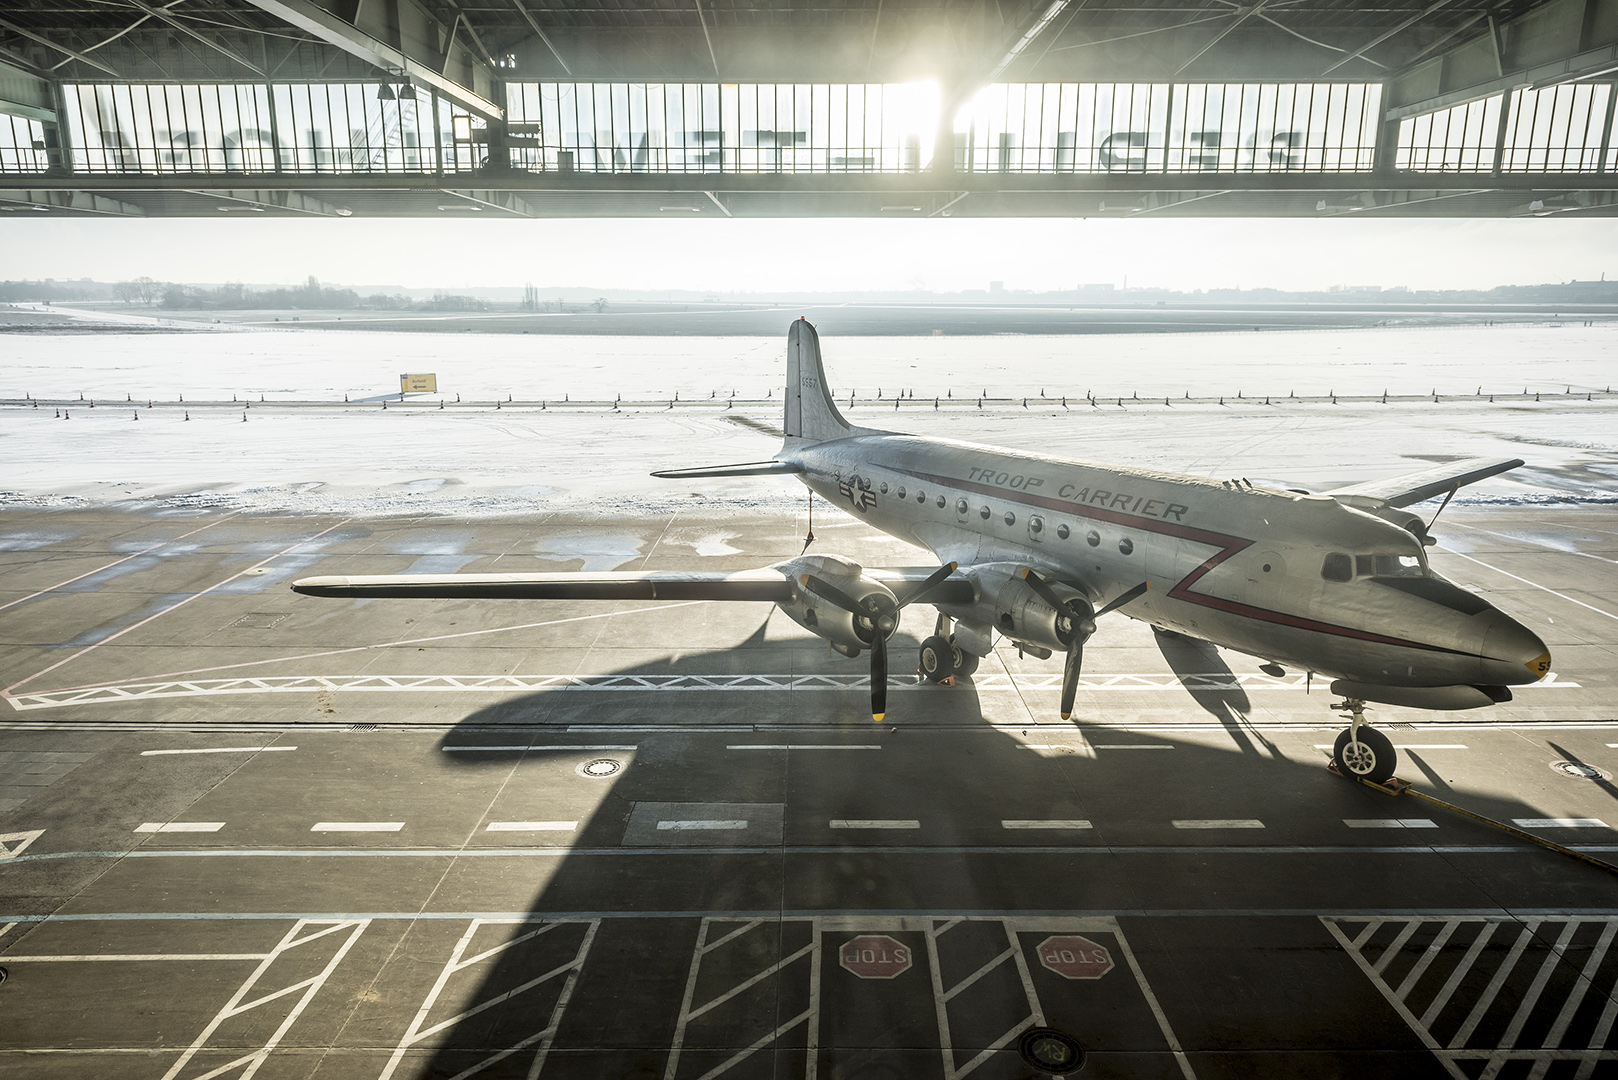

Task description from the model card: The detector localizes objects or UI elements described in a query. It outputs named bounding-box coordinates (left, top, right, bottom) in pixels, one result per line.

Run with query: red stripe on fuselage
left=884, top=464, right=1468, bottom=657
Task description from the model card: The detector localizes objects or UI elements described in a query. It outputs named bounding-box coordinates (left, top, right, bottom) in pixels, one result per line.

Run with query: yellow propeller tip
left=872, top=713, right=885, bottom=722
left=1059, top=712, right=1071, bottom=720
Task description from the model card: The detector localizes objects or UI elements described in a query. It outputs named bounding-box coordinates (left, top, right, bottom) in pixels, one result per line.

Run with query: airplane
left=293, top=318, right=1552, bottom=785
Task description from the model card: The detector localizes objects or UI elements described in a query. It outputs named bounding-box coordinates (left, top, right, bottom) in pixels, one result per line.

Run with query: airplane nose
left=1481, top=615, right=1551, bottom=685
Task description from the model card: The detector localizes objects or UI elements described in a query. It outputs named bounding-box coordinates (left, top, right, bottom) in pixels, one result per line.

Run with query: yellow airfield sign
left=399, top=373, right=438, bottom=393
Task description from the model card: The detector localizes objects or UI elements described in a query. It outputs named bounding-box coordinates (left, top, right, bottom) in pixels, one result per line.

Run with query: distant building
left=989, top=281, right=1004, bottom=294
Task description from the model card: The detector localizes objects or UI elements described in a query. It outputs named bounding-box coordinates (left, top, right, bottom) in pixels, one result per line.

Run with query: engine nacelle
left=773, top=554, right=900, bottom=655
left=945, top=563, right=1092, bottom=654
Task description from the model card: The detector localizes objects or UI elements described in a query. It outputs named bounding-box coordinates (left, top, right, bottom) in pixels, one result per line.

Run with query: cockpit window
left=1372, top=554, right=1424, bottom=578
left=1321, top=553, right=1352, bottom=582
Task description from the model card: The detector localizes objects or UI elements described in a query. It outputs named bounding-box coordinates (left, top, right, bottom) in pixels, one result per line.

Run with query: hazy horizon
left=3, top=216, right=1615, bottom=295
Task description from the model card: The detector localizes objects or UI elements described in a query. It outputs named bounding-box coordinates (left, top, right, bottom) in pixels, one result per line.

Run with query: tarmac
left=1, top=503, right=1616, bottom=1079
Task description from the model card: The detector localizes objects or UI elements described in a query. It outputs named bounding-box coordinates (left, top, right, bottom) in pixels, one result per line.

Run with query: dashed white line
left=135, top=822, right=225, bottom=833
left=485, top=821, right=577, bottom=832
left=657, top=820, right=749, bottom=831
left=442, top=744, right=636, bottom=752
left=727, top=745, right=882, bottom=750
left=311, top=822, right=404, bottom=832
left=1314, top=744, right=1469, bottom=750
left=1513, top=818, right=1609, bottom=829
left=1001, top=820, right=1093, bottom=830
left=1343, top=819, right=1439, bottom=829
left=831, top=819, right=921, bottom=830
left=1172, top=819, right=1265, bottom=830
left=1092, top=745, right=1175, bottom=750
left=141, top=746, right=297, bottom=756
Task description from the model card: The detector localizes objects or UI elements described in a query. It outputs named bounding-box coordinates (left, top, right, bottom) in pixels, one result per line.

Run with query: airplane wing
left=1327, top=457, right=1525, bottom=508
left=290, top=566, right=977, bottom=604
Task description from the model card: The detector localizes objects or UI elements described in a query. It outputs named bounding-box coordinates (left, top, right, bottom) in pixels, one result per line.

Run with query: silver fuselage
left=789, top=433, right=1549, bottom=689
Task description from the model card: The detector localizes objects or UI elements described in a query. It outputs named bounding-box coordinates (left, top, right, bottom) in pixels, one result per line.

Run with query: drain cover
left=1550, top=760, right=1612, bottom=781
left=577, top=758, right=621, bottom=778
left=1018, top=1026, right=1085, bottom=1074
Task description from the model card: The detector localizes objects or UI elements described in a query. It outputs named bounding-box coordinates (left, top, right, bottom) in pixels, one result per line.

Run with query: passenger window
left=1321, top=553, right=1352, bottom=582
left=1085, top=530, right=1100, bottom=547
left=1029, top=516, right=1043, bottom=533
left=880, top=482, right=889, bottom=495
left=1004, top=511, right=1016, bottom=526
left=897, top=487, right=905, bottom=499
left=979, top=506, right=991, bottom=520
left=956, top=498, right=968, bottom=514
left=916, top=491, right=925, bottom=503
left=1118, top=538, right=1134, bottom=555
left=936, top=495, right=946, bottom=508
left=1056, top=524, right=1070, bottom=539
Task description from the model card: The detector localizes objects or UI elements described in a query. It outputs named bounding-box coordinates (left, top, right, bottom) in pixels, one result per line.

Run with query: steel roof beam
left=508, top=0, right=570, bottom=75
left=0, top=14, right=122, bottom=77
left=123, top=0, right=266, bottom=76
left=242, top=0, right=503, bottom=119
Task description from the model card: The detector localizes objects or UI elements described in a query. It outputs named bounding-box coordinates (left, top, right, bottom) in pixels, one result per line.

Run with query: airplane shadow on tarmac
left=384, top=621, right=1618, bottom=1080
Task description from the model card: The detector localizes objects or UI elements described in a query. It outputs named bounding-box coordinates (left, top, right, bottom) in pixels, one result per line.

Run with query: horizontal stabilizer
left=651, top=460, right=804, bottom=479
left=292, top=570, right=794, bottom=602
left=1329, top=457, right=1525, bottom=508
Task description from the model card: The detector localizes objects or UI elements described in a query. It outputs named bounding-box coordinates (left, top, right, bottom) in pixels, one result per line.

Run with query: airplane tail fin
left=783, top=318, right=861, bottom=444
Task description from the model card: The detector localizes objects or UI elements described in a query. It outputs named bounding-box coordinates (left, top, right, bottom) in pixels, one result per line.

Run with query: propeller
left=1020, top=570, right=1150, bottom=720
left=799, top=561, right=958, bottom=721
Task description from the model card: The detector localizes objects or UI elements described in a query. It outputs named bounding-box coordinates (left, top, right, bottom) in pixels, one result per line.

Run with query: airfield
left=2, top=315, right=1617, bottom=1077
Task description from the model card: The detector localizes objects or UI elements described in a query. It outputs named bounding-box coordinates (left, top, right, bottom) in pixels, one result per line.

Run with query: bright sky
left=2, top=216, right=1613, bottom=293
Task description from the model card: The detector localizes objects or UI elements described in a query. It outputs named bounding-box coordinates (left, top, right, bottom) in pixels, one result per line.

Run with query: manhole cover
left=577, top=758, right=621, bottom=778
left=1018, top=1026, right=1085, bottom=1074
left=1550, top=760, right=1612, bottom=781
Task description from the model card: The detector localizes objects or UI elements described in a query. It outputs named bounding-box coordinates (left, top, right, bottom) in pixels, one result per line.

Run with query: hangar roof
left=1, top=0, right=1615, bottom=217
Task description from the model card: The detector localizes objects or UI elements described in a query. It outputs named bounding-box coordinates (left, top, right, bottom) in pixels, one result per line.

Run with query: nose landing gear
left=1330, top=697, right=1397, bottom=784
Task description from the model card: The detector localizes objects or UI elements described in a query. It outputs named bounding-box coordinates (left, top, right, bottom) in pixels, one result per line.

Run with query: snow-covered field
left=2, top=317, right=1614, bottom=517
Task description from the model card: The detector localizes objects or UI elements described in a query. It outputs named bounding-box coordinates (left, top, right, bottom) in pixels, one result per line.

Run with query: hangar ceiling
left=1, top=0, right=1616, bottom=217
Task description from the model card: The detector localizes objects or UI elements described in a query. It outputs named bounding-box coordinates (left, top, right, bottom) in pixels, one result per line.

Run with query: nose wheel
left=1331, top=698, right=1397, bottom=784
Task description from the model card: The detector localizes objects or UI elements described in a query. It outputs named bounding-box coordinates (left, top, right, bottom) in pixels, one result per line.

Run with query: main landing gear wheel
left=1333, top=725, right=1397, bottom=784
left=919, top=635, right=955, bottom=683
left=950, top=638, right=980, bottom=677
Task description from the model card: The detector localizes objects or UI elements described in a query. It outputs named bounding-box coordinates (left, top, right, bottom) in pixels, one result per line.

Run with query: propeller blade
left=1095, top=580, right=1150, bottom=618
left=1017, top=566, right=1069, bottom=613
left=799, top=573, right=867, bottom=616
left=1059, top=637, right=1084, bottom=721
left=870, top=633, right=888, bottom=721
left=898, top=561, right=958, bottom=608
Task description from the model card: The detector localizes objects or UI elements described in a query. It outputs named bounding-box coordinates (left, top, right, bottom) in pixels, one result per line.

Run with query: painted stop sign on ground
left=1036, top=934, right=1115, bottom=980
left=838, top=934, right=913, bottom=979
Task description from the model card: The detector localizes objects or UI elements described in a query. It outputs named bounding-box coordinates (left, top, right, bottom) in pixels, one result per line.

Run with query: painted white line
left=442, top=744, right=636, bottom=752
left=1343, top=819, right=1439, bottom=829
left=1092, top=744, right=1174, bottom=750
left=727, top=744, right=882, bottom=750
left=135, top=822, right=225, bottom=833
left=141, top=746, right=296, bottom=756
left=1001, top=820, right=1093, bottom=830
left=1437, top=545, right=1618, bottom=622
left=657, top=820, right=748, bottom=831
left=486, top=821, right=578, bottom=832
left=1314, top=744, right=1469, bottom=750
left=310, top=822, right=404, bottom=832
left=0, top=953, right=269, bottom=962
left=1513, top=818, right=1609, bottom=829
left=1172, top=819, right=1265, bottom=829
left=831, top=819, right=921, bottom=829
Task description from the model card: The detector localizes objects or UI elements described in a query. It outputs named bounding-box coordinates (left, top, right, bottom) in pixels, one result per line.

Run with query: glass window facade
left=1395, top=95, right=1502, bottom=172
left=60, top=82, right=438, bottom=174
left=0, top=113, right=47, bottom=173
left=952, top=82, right=1381, bottom=173
left=504, top=82, right=940, bottom=173
left=1500, top=83, right=1612, bottom=172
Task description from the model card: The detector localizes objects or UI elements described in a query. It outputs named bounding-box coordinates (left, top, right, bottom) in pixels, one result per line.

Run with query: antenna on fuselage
left=802, top=490, right=817, bottom=553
